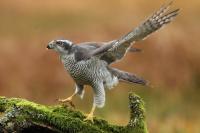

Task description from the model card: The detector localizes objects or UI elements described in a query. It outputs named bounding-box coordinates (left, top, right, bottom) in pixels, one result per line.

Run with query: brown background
left=0, top=0, right=199, bottom=132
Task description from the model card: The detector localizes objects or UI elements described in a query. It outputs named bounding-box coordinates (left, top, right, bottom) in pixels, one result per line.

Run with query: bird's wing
left=78, top=41, right=141, bottom=53
left=89, top=1, right=179, bottom=64
left=73, top=41, right=114, bottom=61
left=78, top=42, right=102, bottom=49
left=74, top=41, right=141, bottom=61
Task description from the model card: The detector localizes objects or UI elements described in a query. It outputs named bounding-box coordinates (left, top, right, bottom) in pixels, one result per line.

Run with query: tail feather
left=109, top=68, right=148, bottom=86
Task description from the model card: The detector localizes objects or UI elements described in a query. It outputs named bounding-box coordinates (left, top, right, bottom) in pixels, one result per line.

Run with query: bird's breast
left=61, top=55, right=109, bottom=84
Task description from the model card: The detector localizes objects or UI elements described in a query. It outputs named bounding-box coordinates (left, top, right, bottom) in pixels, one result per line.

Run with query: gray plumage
left=47, top=2, right=179, bottom=108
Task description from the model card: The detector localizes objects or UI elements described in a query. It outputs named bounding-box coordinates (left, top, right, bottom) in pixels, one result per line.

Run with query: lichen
left=0, top=92, right=148, bottom=133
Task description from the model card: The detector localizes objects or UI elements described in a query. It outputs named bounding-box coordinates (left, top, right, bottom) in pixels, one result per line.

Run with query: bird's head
left=47, top=40, right=73, bottom=54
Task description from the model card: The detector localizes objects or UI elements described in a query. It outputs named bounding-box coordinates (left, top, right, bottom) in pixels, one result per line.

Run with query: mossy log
left=0, top=92, right=148, bottom=133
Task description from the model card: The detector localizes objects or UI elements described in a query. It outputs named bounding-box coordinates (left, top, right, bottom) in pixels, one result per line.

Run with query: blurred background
left=0, top=0, right=199, bottom=132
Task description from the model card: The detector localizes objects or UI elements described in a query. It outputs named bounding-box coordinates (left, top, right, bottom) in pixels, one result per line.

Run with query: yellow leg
left=58, top=92, right=76, bottom=108
left=84, top=105, right=96, bottom=122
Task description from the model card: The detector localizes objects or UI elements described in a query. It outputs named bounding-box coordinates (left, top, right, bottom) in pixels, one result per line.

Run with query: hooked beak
left=46, top=45, right=51, bottom=49
left=46, top=41, right=54, bottom=50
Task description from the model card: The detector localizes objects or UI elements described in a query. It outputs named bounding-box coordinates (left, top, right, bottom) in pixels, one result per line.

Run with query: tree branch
left=0, top=92, right=148, bottom=133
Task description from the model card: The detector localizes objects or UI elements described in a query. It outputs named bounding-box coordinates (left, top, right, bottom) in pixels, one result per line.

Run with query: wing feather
left=99, top=2, right=179, bottom=64
left=75, top=2, right=179, bottom=63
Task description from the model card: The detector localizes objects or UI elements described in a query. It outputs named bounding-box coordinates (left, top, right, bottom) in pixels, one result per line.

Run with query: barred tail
left=108, top=68, right=148, bottom=85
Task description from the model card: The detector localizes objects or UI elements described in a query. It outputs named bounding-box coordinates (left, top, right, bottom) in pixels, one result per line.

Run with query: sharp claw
left=69, top=101, right=75, bottom=109
left=84, top=114, right=94, bottom=123
left=57, top=98, right=75, bottom=108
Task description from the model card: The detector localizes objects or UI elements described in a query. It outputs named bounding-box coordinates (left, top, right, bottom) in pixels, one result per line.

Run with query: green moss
left=127, top=93, right=148, bottom=133
left=0, top=93, right=148, bottom=133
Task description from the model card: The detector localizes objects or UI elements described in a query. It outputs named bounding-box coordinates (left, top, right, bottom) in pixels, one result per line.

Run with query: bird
left=46, top=2, right=179, bottom=122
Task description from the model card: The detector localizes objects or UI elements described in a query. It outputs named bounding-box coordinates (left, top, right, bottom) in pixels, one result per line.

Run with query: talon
left=84, top=113, right=94, bottom=123
left=58, top=97, right=75, bottom=108
left=83, top=105, right=96, bottom=123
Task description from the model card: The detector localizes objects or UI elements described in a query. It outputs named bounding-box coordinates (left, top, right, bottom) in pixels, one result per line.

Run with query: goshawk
left=46, top=2, right=179, bottom=121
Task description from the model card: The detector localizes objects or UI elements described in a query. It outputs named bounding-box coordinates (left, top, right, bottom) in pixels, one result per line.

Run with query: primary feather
left=92, top=1, right=179, bottom=64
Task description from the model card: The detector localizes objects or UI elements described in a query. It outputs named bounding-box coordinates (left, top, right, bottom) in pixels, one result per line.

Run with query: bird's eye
left=56, top=41, right=62, bottom=45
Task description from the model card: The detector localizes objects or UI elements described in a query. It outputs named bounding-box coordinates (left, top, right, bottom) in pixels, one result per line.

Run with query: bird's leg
left=58, top=92, right=76, bottom=108
left=84, top=105, right=96, bottom=122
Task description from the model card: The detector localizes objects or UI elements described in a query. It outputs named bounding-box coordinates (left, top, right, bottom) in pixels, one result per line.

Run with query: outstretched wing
left=74, top=2, right=179, bottom=63
left=92, top=1, right=179, bottom=64
left=74, top=41, right=142, bottom=61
